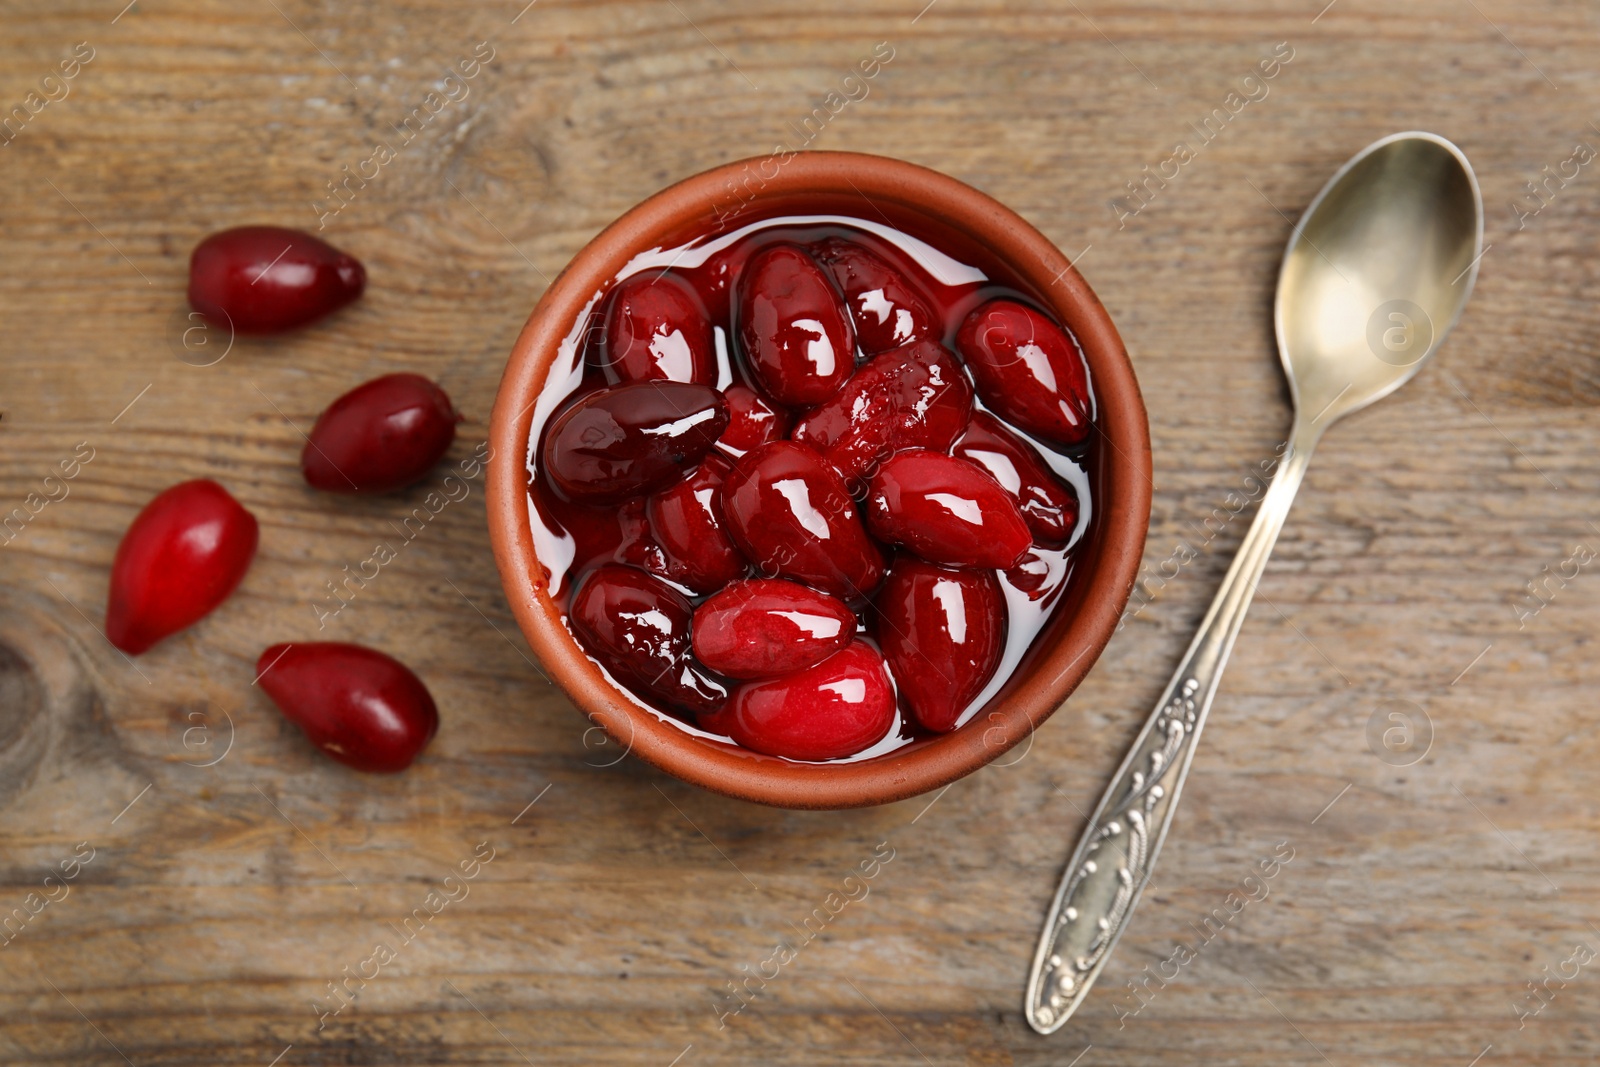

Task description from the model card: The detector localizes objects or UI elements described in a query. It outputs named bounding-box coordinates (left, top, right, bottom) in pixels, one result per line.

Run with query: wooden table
left=2, top=1, right=1597, bottom=1063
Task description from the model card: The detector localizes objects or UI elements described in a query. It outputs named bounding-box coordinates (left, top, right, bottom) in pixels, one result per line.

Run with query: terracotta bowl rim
left=486, top=150, right=1151, bottom=809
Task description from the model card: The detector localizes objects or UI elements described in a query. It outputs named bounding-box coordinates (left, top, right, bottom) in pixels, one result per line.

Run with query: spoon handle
left=1024, top=419, right=1320, bottom=1034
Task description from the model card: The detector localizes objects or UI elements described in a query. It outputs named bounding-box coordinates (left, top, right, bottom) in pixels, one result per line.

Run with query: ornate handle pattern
left=1024, top=421, right=1320, bottom=1034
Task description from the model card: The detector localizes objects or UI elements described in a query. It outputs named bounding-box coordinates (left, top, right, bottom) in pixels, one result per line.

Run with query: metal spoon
left=1025, top=131, right=1484, bottom=1034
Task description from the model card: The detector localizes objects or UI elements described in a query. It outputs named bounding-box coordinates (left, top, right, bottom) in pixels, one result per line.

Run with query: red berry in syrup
left=105, top=479, right=259, bottom=655
left=1003, top=546, right=1063, bottom=601
left=598, top=271, right=716, bottom=385
left=715, top=383, right=791, bottom=459
left=612, top=497, right=668, bottom=572
left=695, top=237, right=759, bottom=327
left=792, top=339, right=972, bottom=490
left=736, top=244, right=856, bottom=406
left=864, top=449, right=1031, bottom=569
left=645, top=455, right=748, bottom=593
left=721, top=441, right=886, bottom=600
left=302, top=373, right=459, bottom=493
left=188, top=225, right=365, bottom=335
left=691, top=578, right=856, bottom=679
left=542, top=381, right=728, bottom=504
left=955, top=299, right=1092, bottom=448
left=952, top=410, right=1079, bottom=547
left=814, top=237, right=937, bottom=354
left=721, top=640, right=896, bottom=761
left=569, top=564, right=726, bottom=716
left=875, top=559, right=1006, bottom=733
left=257, top=642, right=439, bottom=773
left=533, top=484, right=653, bottom=580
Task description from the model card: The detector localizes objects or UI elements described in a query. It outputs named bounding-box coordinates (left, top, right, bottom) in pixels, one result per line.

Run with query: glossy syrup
left=525, top=212, right=1096, bottom=762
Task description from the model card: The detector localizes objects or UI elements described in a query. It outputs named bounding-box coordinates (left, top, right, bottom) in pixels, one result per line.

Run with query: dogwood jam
left=525, top=209, right=1097, bottom=763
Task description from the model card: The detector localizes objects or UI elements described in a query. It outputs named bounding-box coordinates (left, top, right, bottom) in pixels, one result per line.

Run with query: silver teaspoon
left=1025, top=131, right=1484, bottom=1034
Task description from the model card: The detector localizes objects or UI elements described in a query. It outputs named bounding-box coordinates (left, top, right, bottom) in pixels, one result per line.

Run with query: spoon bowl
left=1277, top=131, right=1484, bottom=427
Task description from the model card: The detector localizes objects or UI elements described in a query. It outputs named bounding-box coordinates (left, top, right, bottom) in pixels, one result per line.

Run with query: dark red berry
left=1003, top=547, right=1062, bottom=601
left=814, top=237, right=937, bottom=354
left=645, top=456, right=747, bottom=593
left=715, top=383, right=791, bottom=459
left=569, top=565, right=726, bottom=716
left=256, top=642, right=438, bottom=773
left=691, top=578, right=856, bottom=679
left=528, top=483, right=656, bottom=581
left=612, top=497, right=667, bottom=572
left=188, top=225, right=365, bottom=335
left=864, top=449, right=1031, bottom=568
left=719, top=640, right=895, bottom=760
left=792, top=339, right=972, bottom=489
left=721, top=442, right=885, bottom=600
left=542, top=381, right=728, bottom=504
left=301, top=373, right=459, bottom=493
left=694, top=239, right=759, bottom=327
left=955, top=299, right=1092, bottom=448
left=598, top=271, right=716, bottom=385
left=876, top=559, right=1005, bottom=732
left=736, top=244, right=856, bottom=406
left=952, top=410, right=1079, bottom=546
left=105, top=479, right=259, bottom=655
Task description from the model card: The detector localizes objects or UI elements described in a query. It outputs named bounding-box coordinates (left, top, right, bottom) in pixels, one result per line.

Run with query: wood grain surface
left=2, top=1, right=1599, bottom=1064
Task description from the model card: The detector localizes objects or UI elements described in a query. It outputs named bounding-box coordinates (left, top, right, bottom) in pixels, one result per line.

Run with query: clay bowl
left=487, top=151, right=1150, bottom=809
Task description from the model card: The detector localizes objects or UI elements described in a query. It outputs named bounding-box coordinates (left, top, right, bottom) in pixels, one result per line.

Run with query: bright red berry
left=792, top=339, right=972, bottom=489
left=645, top=456, right=748, bottom=593
left=814, top=237, right=937, bottom=355
left=715, top=383, right=790, bottom=459
left=955, top=299, right=1092, bottom=448
left=736, top=244, right=856, bottom=406
left=691, top=578, right=856, bottom=679
left=721, top=441, right=885, bottom=600
left=875, top=559, right=1006, bottom=732
left=598, top=271, right=716, bottom=385
left=105, top=479, right=259, bottom=655
left=302, top=373, right=459, bottom=493
left=541, top=381, right=728, bottom=504
left=188, top=225, right=365, bottom=334
left=257, top=642, right=439, bottom=773
left=718, top=640, right=896, bottom=761
left=952, top=410, right=1079, bottom=546
left=569, top=565, right=726, bottom=716
left=864, top=449, right=1031, bottom=568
